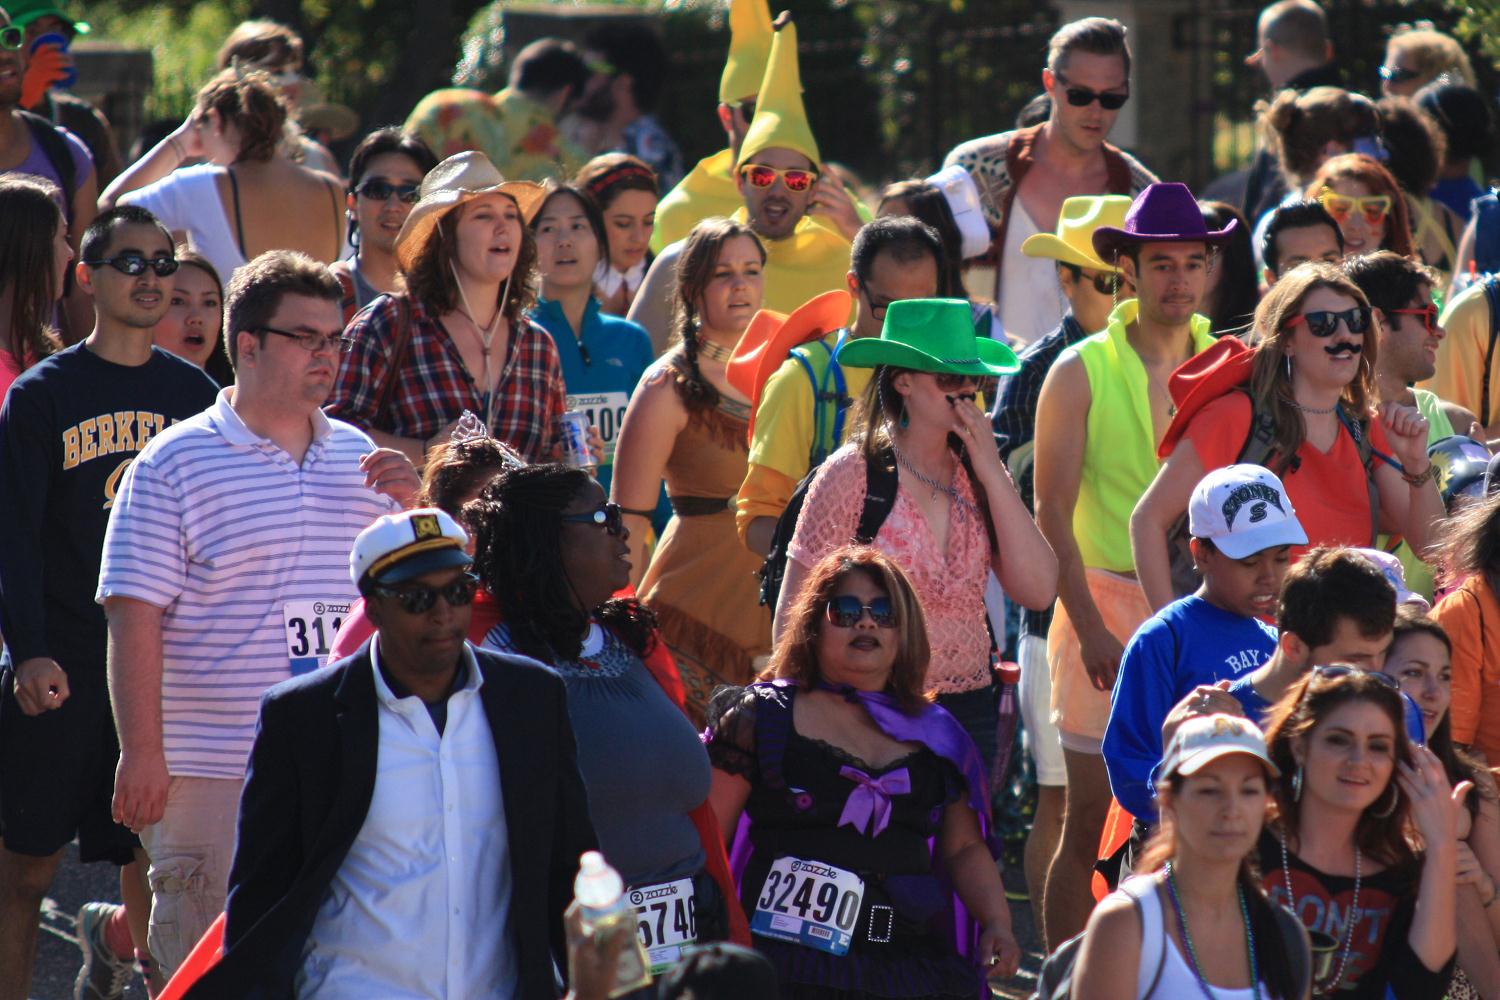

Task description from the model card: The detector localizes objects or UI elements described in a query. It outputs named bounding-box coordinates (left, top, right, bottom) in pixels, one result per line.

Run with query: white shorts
left=1019, top=633, right=1066, bottom=785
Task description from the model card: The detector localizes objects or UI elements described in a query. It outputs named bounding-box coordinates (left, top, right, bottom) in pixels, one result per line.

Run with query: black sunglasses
left=371, top=572, right=480, bottom=615
left=1284, top=307, right=1371, bottom=339
left=1055, top=72, right=1129, bottom=110
left=561, top=502, right=626, bottom=537
left=826, top=595, right=897, bottom=628
left=1309, top=664, right=1402, bottom=692
left=355, top=178, right=421, bottom=204
left=83, top=254, right=180, bottom=277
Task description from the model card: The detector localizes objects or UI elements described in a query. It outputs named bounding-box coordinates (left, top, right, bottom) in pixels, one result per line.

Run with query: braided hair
left=466, top=463, right=657, bottom=662
left=670, top=217, right=765, bottom=413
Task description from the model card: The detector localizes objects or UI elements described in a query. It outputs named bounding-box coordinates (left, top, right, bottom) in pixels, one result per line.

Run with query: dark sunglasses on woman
left=1283, top=307, right=1371, bottom=338
left=561, top=502, right=626, bottom=537
left=371, top=572, right=481, bottom=615
left=826, top=595, right=897, bottom=628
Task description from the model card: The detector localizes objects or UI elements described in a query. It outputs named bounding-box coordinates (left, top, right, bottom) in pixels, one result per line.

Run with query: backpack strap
left=824, top=330, right=850, bottom=458
left=1116, top=879, right=1168, bottom=999
left=1334, top=406, right=1382, bottom=546
left=790, top=345, right=825, bottom=466
left=18, top=110, right=77, bottom=221
left=1481, top=275, right=1500, bottom=427
left=1235, top=389, right=1280, bottom=470
left=855, top=446, right=899, bottom=544
left=793, top=332, right=853, bottom=468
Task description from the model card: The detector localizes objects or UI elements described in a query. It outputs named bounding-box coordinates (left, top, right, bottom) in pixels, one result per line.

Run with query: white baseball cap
left=1160, top=713, right=1279, bottom=781
left=925, top=164, right=991, bottom=260
left=1188, top=464, right=1307, bottom=559
left=350, top=508, right=471, bottom=588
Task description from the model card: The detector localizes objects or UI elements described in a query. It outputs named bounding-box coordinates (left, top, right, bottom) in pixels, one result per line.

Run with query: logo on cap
left=1220, top=482, right=1285, bottom=530
left=412, top=513, right=441, bottom=540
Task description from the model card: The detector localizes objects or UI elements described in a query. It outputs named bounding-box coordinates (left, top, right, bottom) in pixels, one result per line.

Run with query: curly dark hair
left=402, top=196, right=540, bottom=326
left=467, top=463, right=657, bottom=662
left=419, top=436, right=523, bottom=521
left=670, top=217, right=765, bottom=413
left=194, top=68, right=287, bottom=164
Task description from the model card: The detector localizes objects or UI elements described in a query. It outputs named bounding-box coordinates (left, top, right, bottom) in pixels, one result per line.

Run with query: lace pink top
left=788, top=444, right=992, bottom=694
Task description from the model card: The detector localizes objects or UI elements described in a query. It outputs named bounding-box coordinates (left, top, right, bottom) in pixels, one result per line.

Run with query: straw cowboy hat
left=1021, top=195, right=1133, bottom=272
left=395, top=151, right=546, bottom=273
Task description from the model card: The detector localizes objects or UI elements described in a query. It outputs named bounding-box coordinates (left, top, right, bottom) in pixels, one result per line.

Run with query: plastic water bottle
left=573, top=852, right=652, bottom=995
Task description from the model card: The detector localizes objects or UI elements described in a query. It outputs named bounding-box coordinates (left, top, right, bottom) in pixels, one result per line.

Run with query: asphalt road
left=27, top=849, right=1046, bottom=1000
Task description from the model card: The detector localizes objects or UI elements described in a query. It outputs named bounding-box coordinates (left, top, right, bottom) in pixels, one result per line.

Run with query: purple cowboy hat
left=1092, top=182, right=1238, bottom=261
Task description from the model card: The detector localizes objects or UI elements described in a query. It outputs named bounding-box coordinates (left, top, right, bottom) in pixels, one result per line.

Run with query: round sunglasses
left=371, top=572, right=480, bottom=615
left=826, top=595, right=897, bottom=628
left=1282, top=306, right=1371, bottom=338
left=738, top=163, right=819, bottom=193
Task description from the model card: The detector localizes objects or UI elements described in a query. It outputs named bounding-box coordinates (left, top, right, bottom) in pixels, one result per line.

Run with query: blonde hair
left=1388, top=26, right=1476, bottom=88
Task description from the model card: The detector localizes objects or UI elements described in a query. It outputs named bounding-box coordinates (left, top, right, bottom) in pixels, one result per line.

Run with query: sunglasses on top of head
left=354, top=178, right=422, bottom=204
left=825, top=595, right=897, bottom=628
left=1308, top=663, right=1402, bottom=692
left=1053, top=71, right=1129, bottom=110
left=561, top=502, right=626, bottom=537
left=738, top=164, right=819, bottom=193
left=372, top=572, right=480, bottom=615
left=1317, top=190, right=1392, bottom=227
left=83, top=254, right=180, bottom=277
left=1282, top=307, right=1371, bottom=338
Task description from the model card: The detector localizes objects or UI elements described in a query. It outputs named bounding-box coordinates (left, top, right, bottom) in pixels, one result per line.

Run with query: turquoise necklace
left=1163, top=861, right=1261, bottom=1000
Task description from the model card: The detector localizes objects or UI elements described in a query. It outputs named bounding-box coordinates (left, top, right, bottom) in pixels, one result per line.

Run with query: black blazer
left=185, top=641, right=597, bottom=999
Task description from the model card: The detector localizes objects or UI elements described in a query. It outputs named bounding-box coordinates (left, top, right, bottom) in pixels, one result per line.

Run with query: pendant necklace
left=891, top=441, right=977, bottom=520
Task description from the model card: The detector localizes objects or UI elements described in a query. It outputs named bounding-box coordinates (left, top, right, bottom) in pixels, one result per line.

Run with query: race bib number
left=283, top=599, right=349, bottom=676
left=750, top=857, right=864, bottom=956
left=567, top=391, right=629, bottom=464
left=630, top=877, right=696, bottom=974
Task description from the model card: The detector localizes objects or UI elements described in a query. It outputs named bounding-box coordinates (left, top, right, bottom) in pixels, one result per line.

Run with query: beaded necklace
left=890, top=442, right=978, bottom=519
left=1163, top=861, right=1261, bottom=1000
left=1280, top=833, right=1360, bottom=995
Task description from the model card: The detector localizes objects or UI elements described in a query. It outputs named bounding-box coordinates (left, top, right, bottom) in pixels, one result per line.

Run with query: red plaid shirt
left=327, top=293, right=566, bottom=462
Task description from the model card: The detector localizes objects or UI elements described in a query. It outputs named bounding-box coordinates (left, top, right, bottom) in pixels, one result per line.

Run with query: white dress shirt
left=296, top=640, right=517, bottom=999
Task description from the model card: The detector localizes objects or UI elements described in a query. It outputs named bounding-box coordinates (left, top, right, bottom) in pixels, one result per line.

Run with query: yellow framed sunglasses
left=1317, top=190, right=1393, bottom=227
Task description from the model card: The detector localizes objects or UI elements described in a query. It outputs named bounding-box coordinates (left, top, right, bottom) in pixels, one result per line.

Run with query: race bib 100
left=567, top=391, right=629, bottom=464
left=283, top=599, right=349, bottom=676
left=630, top=876, right=696, bottom=975
left=751, top=857, right=864, bottom=957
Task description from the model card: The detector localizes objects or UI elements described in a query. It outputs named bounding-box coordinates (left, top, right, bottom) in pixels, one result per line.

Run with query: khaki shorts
left=1047, top=569, right=1152, bottom=749
left=138, top=776, right=242, bottom=978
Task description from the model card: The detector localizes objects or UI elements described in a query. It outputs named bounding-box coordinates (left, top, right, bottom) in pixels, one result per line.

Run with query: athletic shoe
left=74, top=902, right=132, bottom=1000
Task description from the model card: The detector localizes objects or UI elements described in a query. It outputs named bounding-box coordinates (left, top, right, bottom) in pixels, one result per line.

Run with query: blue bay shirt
left=1104, top=595, right=1278, bottom=822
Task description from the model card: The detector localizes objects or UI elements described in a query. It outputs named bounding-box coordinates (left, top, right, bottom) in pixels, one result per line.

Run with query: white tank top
left=1121, top=875, right=1266, bottom=1000
left=997, top=197, right=1066, bottom=347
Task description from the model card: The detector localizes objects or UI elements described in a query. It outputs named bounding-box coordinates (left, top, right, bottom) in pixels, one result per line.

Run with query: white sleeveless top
left=1119, top=875, right=1266, bottom=1000
left=997, top=197, right=1066, bottom=347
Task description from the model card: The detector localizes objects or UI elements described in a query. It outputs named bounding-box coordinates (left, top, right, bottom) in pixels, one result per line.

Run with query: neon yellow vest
left=1072, top=300, right=1218, bottom=572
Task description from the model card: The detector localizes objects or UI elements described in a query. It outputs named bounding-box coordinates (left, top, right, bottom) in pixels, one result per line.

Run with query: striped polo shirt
left=97, top=390, right=399, bottom=779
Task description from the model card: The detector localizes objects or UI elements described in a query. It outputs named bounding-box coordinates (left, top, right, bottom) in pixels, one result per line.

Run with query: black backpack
left=758, top=446, right=899, bottom=611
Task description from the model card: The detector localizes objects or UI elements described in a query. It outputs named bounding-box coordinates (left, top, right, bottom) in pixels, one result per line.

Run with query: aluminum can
left=559, top=410, right=594, bottom=469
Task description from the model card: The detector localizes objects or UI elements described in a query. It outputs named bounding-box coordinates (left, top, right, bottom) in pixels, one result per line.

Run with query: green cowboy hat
left=835, top=298, right=1019, bottom=376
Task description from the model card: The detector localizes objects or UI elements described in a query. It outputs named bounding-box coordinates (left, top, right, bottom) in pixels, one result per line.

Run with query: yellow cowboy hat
left=1019, top=195, right=1133, bottom=273
left=395, top=151, right=546, bottom=273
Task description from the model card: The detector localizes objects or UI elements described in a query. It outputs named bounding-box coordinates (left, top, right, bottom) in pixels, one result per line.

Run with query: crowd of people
left=2, top=0, right=1500, bottom=998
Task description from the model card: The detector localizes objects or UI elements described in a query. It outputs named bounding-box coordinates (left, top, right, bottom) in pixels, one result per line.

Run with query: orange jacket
left=1432, top=573, right=1500, bottom=760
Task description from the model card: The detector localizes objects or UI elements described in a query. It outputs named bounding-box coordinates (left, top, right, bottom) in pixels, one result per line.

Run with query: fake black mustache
left=1324, top=341, right=1362, bottom=356
left=946, top=392, right=978, bottom=405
